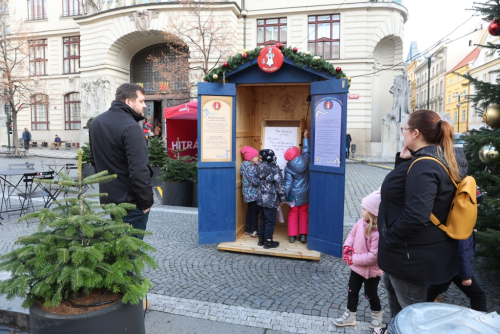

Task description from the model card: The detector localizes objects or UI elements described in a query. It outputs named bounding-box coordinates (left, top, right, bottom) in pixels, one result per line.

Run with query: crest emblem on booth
left=257, top=45, right=284, bottom=73
left=324, top=100, right=333, bottom=110
left=213, top=101, right=221, bottom=110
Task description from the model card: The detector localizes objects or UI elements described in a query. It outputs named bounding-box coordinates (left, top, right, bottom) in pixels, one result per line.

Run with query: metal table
left=0, top=169, right=40, bottom=220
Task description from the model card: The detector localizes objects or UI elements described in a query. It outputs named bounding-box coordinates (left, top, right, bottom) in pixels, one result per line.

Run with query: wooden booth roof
left=225, top=57, right=336, bottom=85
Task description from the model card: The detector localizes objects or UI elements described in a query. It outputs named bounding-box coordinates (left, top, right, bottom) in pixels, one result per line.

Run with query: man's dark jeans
left=427, top=275, right=487, bottom=312
left=122, top=208, right=150, bottom=240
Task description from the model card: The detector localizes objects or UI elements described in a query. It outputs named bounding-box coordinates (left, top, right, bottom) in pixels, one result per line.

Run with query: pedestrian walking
left=333, top=189, right=384, bottom=331
left=377, top=110, right=468, bottom=322
left=257, top=149, right=286, bottom=249
left=426, top=190, right=487, bottom=312
left=22, top=128, right=31, bottom=153
left=284, top=129, right=310, bottom=244
left=346, top=131, right=352, bottom=158
left=89, top=83, right=154, bottom=238
left=240, top=146, right=260, bottom=238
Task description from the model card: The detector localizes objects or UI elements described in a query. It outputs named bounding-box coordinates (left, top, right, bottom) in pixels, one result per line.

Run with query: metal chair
left=6, top=163, right=36, bottom=207
left=17, top=172, right=48, bottom=216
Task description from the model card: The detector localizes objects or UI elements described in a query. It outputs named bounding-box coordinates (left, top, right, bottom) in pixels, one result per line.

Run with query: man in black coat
left=89, top=83, right=154, bottom=238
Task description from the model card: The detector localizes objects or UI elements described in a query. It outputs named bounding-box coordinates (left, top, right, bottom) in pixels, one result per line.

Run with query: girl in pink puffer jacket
left=333, top=190, right=384, bottom=332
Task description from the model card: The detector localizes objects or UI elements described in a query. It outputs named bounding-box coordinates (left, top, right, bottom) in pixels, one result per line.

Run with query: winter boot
left=263, top=238, right=279, bottom=249
left=370, top=310, right=384, bottom=329
left=332, top=308, right=356, bottom=327
left=299, top=234, right=307, bottom=243
left=258, top=235, right=265, bottom=246
left=289, top=236, right=297, bottom=243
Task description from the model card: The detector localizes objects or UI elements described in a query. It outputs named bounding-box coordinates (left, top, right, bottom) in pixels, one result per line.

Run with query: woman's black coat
left=377, top=146, right=468, bottom=285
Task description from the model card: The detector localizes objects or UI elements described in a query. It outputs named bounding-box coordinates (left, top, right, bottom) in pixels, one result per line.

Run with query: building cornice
left=469, top=58, right=500, bottom=75
left=244, top=1, right=408, bottom=21
left=74, top=2, right=241, bottom=24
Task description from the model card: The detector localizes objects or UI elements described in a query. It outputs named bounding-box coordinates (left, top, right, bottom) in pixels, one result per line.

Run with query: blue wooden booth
left=197, top=57, right=348, bottom=260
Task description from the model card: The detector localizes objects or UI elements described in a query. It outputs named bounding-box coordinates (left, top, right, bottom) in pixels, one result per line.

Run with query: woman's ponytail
left=437, top=119, right=463, bottom=183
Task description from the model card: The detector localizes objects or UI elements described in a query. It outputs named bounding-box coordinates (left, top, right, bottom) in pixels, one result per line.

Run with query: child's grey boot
left=332, top=308, right=356, bottom=327
left=370, top=310, right=384, bottom=329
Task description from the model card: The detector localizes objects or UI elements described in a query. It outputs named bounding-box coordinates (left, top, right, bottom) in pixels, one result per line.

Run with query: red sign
left=348, top=94, right=360, bottom=99
left=213, top=101, right=221, bottom=110
left=257, top=46, right=284, bottom=73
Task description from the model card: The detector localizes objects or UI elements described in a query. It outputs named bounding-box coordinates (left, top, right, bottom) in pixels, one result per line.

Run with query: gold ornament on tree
left=483, top=105, right=500, bottom=128
left=212, top=74, right=218, bottom=80
left=479, top=144, right=500, bottom=164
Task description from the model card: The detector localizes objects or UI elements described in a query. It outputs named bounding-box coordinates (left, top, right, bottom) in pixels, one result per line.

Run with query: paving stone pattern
left=1, top=161, right=499, bottom=334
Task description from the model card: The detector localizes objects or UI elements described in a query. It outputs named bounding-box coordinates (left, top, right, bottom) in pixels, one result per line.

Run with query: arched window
left=130, top=43, right=189, bottom=96
left=31, top=94, right=49, bottom=130
left=64, top=92, right=81, bottom=130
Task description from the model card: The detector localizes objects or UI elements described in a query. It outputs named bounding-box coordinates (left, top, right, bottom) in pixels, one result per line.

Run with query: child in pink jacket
left=333, top=190, right=384, bottom=331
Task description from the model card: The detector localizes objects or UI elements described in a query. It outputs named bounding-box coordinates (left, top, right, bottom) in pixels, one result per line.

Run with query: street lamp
left=426, top=53, right=444, bottom=110
left=454, top=92, right=466, bottom=133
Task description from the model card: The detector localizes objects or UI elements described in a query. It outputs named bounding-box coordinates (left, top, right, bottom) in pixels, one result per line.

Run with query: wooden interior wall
left=236, top=84, right=311, bottom=238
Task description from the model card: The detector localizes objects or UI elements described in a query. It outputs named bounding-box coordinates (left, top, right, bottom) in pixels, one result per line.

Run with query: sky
left=403, top=0, right=482, bottom=59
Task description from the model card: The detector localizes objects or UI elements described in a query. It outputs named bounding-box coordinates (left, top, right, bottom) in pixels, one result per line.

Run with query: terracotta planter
left=29, top=300, right=144, bottom=334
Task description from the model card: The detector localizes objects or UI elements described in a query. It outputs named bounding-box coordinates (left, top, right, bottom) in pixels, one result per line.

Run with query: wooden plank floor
left=217, top=226, right=321, bottom=261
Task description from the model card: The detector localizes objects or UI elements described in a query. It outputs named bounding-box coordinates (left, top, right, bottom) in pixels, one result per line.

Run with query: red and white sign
left=213, top=101, right=221, bottom=110
left=257, top=46, right=284, bottom=73
left=348, top=94, right=360, bottom=99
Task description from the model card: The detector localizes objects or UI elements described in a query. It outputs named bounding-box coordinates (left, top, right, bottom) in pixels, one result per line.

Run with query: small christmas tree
left=461, top=0, right=500, bottom=272
left=160, top=146, right=196, bottom=183
left=77, top=142, right=91, bottom=164
left=147, top=136, right=168, bottom=167
left=0, top=150, right=157, bottom=308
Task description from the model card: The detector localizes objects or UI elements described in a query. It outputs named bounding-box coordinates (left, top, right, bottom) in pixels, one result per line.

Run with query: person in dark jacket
left=378, top=110, right=468, bottom=321
left=426, top=190, right=487, bottom=312
left=284, top=129, right=310, bottom=243
left=22, top=128, right=31, bottom=152
left=89, top=83, right=154, bottom=239
left=346, top=131, right=352, bottom=158
left=50, top=135, right=62, bottom=150
left=257, top=149, right=286, bottom=249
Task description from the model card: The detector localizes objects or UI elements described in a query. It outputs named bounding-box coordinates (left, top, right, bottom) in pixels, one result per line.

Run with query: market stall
left=197, top=46, right=348, bottom=260
left=164, top=101, right=198, bottom=158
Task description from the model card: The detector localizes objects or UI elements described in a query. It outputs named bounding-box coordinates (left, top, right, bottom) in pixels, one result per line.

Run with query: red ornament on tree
left=293, top=47, right=298, bottom=53
left=336, top=67, right=342, bottom=73
left=489, top=20, right=500, bottom=36
left=223, top=62, right=228, bottom=67
left=242, top=53, right=248, bottom=58
left=276, top=43, right=283, bottom=49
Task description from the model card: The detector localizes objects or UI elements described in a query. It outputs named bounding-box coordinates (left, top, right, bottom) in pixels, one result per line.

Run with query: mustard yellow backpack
left=407, top=157, right=477, bottom=240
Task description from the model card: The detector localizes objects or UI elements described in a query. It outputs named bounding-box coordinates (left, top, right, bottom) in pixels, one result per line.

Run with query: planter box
left=151, top=167, right=162, bottom=187
left=30, top=300, right=145, bottom=334
left=192, top=182, right=198, bottom=208
left=162, top=181, right=192, bottom=207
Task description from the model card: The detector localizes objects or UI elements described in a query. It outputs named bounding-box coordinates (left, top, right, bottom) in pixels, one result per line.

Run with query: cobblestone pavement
left=1, top=162, right=499, bottom=334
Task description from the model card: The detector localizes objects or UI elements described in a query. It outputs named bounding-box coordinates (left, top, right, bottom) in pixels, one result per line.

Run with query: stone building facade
left=7, top=0, right=408, bottom=156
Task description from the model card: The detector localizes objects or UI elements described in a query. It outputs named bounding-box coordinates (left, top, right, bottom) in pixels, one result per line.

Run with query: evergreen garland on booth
left=460, top=0, right=500, bottom=272
left=0, top=151, right=157, bottom=308
left=203, top=46, right=348, bottom=82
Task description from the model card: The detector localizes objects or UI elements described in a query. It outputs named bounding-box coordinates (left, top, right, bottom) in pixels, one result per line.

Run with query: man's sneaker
left=250, top=231, right=258, bottom=238
left=332, top=308, right=356, bottom=327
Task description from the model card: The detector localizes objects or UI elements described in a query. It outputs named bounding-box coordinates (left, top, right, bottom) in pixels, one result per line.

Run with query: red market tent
left=164, top=101, right=198, bottom=158
left=164, top=101, right=198, bottom=120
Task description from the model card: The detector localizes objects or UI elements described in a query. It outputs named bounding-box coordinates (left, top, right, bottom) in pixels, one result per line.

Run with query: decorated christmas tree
left=462, top=0, right=500, bottom=272
left=0, top=150, right=157, bottom=308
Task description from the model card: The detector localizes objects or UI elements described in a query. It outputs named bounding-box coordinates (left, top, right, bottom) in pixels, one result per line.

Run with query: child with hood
left=257, top=149, right=286, bottom=249
left=284, top=129, right=310, bottom=243
left=240, top=146, right=261, bottom=237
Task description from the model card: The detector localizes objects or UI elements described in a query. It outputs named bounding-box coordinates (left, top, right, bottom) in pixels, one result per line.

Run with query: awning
left=164, top=101, right=198, bottom=120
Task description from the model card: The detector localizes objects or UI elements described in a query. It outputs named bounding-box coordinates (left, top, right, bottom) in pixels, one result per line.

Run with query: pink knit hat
left=284, top=146, right=300, bottom=161
left=241, top=146, right=258, bottom=161
left=361, top=189, right=381, bottom=217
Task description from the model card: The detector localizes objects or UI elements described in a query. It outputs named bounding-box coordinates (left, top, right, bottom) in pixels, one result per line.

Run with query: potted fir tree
left=160, top=146, right=196, bottom=207
left=78, top=142, right=95, bottom=178
left=0, top=151, right=157, bottom=334
left=147, top=136, right=168, bottom=187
